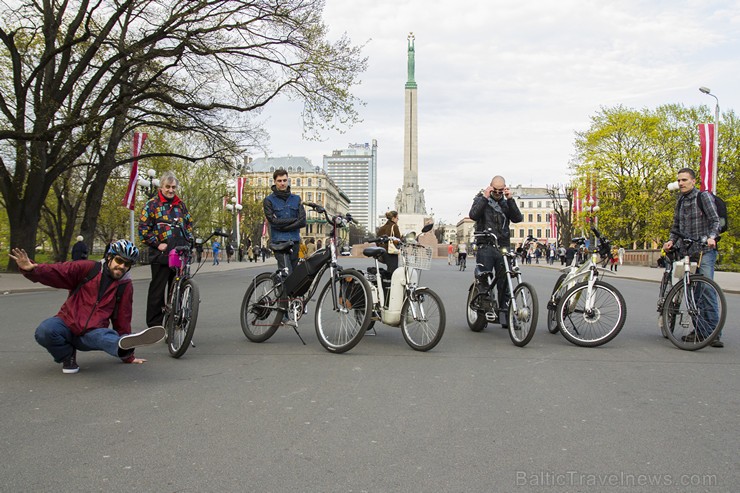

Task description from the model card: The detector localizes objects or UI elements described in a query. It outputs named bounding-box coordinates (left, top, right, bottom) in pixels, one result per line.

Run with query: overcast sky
left=257, top=0, right=740, bottom=225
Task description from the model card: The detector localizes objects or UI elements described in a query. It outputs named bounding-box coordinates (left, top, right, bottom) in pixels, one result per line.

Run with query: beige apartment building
left=244, top=156, right=351, bottom=246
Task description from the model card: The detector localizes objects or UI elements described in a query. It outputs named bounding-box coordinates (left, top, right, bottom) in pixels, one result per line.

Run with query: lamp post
left=225, top=196, right=243, bottom=247
left=129, top=169, right=159, bottom=242
left=699, top=86, right=719, bottom=194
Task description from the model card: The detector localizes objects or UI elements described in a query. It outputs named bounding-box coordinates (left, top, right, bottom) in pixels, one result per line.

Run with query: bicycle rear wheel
left=240, top=272, right=284, bottom=342
left=547, top=273, right=567, bottom=334
left=466, top=282, right=487, bottom=332
left=315, top=269, right=372, bottom=353
left=556, top=280, right=626, bottom=347
left=508, top=282, right=538, bottom=347
left=662, top=276, right=725, bottom=351
left=167, top=279, right=200, bottom=358
left=401, top=288, right=446, bottom=351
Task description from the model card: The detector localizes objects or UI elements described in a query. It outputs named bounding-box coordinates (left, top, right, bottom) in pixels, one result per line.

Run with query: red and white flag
left=122, top=132, right=148, bottom=210
left=572, top=188, right=582, bottom=215
left=261, top=218, right=268, bottom=238
left=236, top=177, right=246, bottom=222
left=698, top=123, right=715, bottom=193
left=549, top=211, right=558, bottom=240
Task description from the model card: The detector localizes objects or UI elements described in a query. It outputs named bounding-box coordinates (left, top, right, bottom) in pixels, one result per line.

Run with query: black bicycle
left=466, top=231, right=538, bottom=347
left=240, top=203, right=373, bottom=353
left=164, top=228, right=230, bottom=358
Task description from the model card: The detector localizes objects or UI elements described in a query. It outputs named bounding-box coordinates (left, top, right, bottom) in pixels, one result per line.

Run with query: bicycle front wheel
left=401, top=288, right=446, bottom=351
left=556, top=280, right=626, bottom=347
left=508, top=282, right=538, bottom=347
left=547, top=273, right=567, bottom=334
left=240, top=273, right=284, bottom=342
left=662, top=276, right=726, bottom=351
left=167, top=279, right=200, bottom=358
left=466, top=282, right=487, bottom=332
left=315, top=269, right=372, bottom=353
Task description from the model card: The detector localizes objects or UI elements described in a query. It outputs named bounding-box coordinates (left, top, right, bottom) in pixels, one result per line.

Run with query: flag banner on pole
left=572, top=188, right=581, bottom=214
left=550, top=211, right=558, bottom=240
left=122, top=132, right=148, bottom=210
left=261, top=219, right=268, bottom=237
left=236, top=177, right=246, bottom=223
left=698, top=123, right=715, bottom=193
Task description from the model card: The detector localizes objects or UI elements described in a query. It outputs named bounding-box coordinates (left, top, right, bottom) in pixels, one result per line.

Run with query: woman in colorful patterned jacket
left=138, top=171, right=194, bottom=327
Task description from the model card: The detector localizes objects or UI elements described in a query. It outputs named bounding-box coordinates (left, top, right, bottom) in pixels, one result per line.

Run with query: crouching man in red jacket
left=9, top=240, right=165, bottom=374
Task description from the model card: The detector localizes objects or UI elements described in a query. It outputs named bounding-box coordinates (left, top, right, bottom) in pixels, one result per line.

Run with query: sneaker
left=680, top=332, right=707, bottom=343
left=62, top=350, right=79, bottom=374
left=118, top=326, right=166, bottom=350
left=710, top=339, right=724, bottom=348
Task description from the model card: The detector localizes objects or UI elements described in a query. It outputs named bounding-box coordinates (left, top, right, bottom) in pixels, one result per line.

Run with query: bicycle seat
left=363, top=246, right=386, bottom=259
left=270, top=241, right=294, bottom=253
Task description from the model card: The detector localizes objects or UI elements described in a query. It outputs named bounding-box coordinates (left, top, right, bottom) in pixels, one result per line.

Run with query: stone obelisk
left=395, top=32, right=427, bottom=215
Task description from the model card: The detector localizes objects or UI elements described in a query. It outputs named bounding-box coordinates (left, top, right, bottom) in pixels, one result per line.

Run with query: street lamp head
left=230, top=196, right=237, bottom=204
left=699, top=86, right=711, bottom=95
left=151, top=178, right=160, bottom=188
left=235, top=204, right=243, bottom=211
left=147, top=168, right=156, bottom=178
left=592, top=205, right=600, bottom=213
left=226, top=204, right=234, bottom=212
left=137, top=177, right=151, bottom=188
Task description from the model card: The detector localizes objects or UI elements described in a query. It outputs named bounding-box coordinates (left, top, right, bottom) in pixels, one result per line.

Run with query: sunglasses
left=112, top=256, right=133, bottom=268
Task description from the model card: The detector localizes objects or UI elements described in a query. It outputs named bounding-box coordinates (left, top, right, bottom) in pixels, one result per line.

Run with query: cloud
left=260, top=0, right=740, bottom=224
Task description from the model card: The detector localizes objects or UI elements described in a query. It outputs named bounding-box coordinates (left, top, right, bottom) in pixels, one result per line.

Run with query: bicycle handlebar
left=304, top=202, right=355, bottom=227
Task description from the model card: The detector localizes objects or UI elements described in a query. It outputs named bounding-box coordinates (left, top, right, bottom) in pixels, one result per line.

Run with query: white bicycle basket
left=401, top=244, right=433, bottom=270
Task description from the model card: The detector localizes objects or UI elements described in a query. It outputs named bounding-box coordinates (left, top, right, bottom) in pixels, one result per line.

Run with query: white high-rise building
left=323, top=140, right=378, bottom=233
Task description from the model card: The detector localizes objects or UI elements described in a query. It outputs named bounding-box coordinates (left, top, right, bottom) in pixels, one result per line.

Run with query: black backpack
left=69, top=261, right=127, bottom=320
left=697, top=191, right=729, bottom=236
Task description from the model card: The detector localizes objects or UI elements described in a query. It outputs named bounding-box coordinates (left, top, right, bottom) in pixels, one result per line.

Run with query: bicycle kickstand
left=290, top=304, right=306, bottom=345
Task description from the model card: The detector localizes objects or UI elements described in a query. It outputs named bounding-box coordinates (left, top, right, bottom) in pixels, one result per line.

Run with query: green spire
left=405, top=32, right=417, bottom=89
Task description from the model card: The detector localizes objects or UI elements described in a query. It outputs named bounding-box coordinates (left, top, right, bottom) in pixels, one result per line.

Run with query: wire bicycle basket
left=401, top=244, right=433, bottom=270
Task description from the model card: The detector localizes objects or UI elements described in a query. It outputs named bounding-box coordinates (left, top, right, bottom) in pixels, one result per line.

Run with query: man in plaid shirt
left=663, top=167, right=722, bottom=347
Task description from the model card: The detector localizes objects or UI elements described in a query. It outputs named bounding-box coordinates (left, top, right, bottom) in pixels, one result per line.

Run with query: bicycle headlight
left=500, top=247, right=508, bottom=255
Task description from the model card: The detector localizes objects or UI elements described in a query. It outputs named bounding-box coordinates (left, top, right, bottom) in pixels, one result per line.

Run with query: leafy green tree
left=572, top=104, right=738, bottom=264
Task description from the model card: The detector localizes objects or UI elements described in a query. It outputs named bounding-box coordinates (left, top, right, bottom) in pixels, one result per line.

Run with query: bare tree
left=1, top=0, right=367, bottom=270
left=545, top=184, right=574, bottom=246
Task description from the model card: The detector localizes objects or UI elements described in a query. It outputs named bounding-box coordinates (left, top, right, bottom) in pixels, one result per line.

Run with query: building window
left=528, top=214, right=533, bottom=222
left=318, top=179, right=322, bottom=187
left=520, top=201, right=524, bottom=208
left=528, top=228, right=533, bottom=237
left=297, top=166, right=303, bottom=172
left=296, top=178, right=302, bottom=187
left=545, top=230, right=550, bottom=238
left=288, top=166, right=293, bottom=172
left=307, top=192, right=313, bottom=201
left=269, top=167, right=275, bottom=172
left=537, top=214, right=542, bottom=223
left=545, top=213, right=550, bottom=222
left=537, top=201, right=542, bottom=208
left=308, top=178, right=312, bottom=186
left=528, top=201, right=533, bottom=208
left=519, top=229, right=524, bottom=237
left=546, top=201, right=551, bottom=208
left=537, top=229, right=542, bottom=238
left=510, top=229, right=515, bottom=238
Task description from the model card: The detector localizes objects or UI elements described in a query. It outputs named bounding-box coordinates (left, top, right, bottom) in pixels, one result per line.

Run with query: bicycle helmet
left=107, top=239, right=140, bottom=263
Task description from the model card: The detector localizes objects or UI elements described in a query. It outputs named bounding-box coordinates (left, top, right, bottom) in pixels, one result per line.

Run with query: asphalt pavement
left=1, top=256, right=738, bottom=492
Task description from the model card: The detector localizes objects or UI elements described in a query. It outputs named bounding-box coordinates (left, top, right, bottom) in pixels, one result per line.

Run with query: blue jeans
left=695, top=249, right=720, bottom=338
left=213, top=252, right=220, bottom=265
left=35, top=317, right=124, bottom=362
left=475, top=244, right=508, bottom=305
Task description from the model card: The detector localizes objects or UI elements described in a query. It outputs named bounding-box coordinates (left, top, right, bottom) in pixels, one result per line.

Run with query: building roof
left=246, top=156, right=321, bottom=173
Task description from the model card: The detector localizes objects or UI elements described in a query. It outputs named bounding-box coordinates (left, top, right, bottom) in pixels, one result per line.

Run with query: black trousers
left=147, top=260, right=175, bottom=327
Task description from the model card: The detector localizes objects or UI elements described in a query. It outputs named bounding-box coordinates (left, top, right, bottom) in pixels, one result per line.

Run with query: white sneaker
left=119, top=326, right=166, bottom=350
